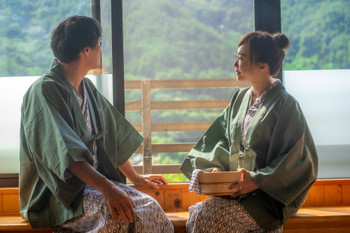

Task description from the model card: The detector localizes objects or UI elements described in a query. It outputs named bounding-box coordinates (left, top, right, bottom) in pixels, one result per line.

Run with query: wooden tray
left=198, top=171, right=243, bottom=195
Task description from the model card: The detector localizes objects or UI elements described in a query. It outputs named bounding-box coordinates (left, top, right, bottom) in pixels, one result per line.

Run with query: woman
left=19, top=16, right=173, bottom=233
left=180, top=31, right=318, bottom=232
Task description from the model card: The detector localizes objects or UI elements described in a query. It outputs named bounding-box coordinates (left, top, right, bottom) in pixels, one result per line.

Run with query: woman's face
left=233, top=43, right=259, bottom=82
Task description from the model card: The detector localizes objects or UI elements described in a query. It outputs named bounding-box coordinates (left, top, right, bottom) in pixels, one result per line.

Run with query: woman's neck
left=250, top=77, right=275, bottom=103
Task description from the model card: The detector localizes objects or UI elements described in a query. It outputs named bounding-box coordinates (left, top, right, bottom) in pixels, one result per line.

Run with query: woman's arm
left=118, top=160, right=168, bottom=189
left=229, top=168, right=258, bottom=197
left=68, top=161, right=136, bottom=223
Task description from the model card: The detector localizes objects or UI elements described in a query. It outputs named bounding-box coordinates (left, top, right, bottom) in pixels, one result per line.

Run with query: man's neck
left=58, top=60, right=87, bottom=94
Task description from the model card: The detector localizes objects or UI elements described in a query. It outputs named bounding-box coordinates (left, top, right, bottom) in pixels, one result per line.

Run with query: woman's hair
left=238, top=31, right=290, bottom=77
left=50, top=16, right=102, bottom=63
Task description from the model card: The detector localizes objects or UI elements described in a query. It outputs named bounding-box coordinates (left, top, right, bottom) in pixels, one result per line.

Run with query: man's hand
left=132, top=174, right=168, bottom=190
left=68, top=161, right=137, bottom=223
left=119, top=161, right=168, bottom=190
left=102, top=181, right=136, bottom=223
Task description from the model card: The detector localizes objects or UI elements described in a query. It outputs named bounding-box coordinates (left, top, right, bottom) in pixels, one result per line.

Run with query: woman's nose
left=233, top=59, right=238, bottom=68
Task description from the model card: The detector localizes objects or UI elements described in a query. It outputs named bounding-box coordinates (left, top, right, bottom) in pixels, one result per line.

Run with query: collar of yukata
left=69, top=79, right=85, bottom=98
left=250, top=78, right=280, bottom=106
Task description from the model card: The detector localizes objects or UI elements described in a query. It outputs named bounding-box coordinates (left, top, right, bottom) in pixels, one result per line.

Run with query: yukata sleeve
left=23, top=102, right=93, bottom=207
left=180, top=91, right=240, bottom=179
left=96, top=93, right=144, bottom=167
left=250, top=98, right=319, bottom=207
left=21, top=78, right=95, bottom=207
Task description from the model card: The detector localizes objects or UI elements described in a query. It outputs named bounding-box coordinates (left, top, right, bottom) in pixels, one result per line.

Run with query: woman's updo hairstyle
left=238, top=31, right=290, bottom=77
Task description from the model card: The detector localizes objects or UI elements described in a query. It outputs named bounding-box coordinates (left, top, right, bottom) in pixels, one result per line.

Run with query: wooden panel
left=343, top=184, right=350, bottom=205
left=125, top=80, right=141, bottom=90
left=164, top=189, right=183, bottom=211
left=0, top=194, right=3, bottom=214
left=303, top=185, right=324, bottom=207
left=151, top=99, right=230, bottom=110
left=182, top=190, right=202, bottom=210
left=125, top=101, right=141, bottom=111
left=132, top=122, right=212, bottom=133
left=126, top=100, right=231, bottom=111
left=315, top=179, right=350, bottom=185
left=0, top=216, right=53, bottom=232
left=152, top=143, right=195, bottom=153
left=131, top=123, right=142, bottom=132
left=3, top=194, right=19, bottom=214
left=134, top=143, right=195, bottom=154
left=149, top=79, right=249, bottom=89
left=325, top=184, right=342, bottom=206
left=124, top=79, right=250, bottom=90
left=150, top=165, right=181, bottom=174
left=144, top=189, right=165, bottom=209
left=152, top=122, right=212, bottom=132
left=142, top=80, right=152, bottom=174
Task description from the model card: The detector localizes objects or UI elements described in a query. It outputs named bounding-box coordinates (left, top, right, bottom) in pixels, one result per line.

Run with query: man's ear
left=80, top=47, right=89, bottom=58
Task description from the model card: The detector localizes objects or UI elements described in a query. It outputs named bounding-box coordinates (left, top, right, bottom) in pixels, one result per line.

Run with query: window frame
left=0, top=0, right=282, bottom=186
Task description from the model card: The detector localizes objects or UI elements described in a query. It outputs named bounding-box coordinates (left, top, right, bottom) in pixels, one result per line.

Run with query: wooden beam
left=124, top=78, right=250, bottom=90
left=125, top=101, right=141, bottom=111
left=133, top=122, right=212, bottom=132
left=149, top=79, right=249, bottom=89
left=151, top=99, right=230, bottom=110
left=133, top=164, right=181, bottom=174
left=141, top=80, right=152, bottom=174
left=127, top=99, right=230, bottom=111
left=134, top=143, right=195, bottom=154
left=152, top=122, right=212, bottom=132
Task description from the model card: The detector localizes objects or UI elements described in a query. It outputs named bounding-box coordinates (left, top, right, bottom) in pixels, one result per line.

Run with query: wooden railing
left=124, top=78, right=250, bottom=174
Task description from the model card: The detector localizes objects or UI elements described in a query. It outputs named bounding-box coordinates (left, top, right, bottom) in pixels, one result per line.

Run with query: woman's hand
left=132, top=174, right=168, bottom=190
left=102, top=180, right=136, bottom=223
left=229, top=168, right=258, bottom=197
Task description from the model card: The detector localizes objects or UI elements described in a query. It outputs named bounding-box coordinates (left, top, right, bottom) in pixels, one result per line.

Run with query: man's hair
left=50, top=15, right=102, bottom=63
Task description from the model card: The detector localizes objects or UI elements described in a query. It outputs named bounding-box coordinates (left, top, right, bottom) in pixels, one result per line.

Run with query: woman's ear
left=258, top=62, right=269, bottom=73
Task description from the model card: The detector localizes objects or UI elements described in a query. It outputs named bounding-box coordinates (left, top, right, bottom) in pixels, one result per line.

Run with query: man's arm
left=68, top=161, right=136, bottom=223
left=118, top=161, right=168, bottom=189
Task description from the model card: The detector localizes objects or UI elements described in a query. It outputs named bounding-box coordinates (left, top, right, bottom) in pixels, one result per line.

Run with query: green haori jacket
left=19, top=60, right=143, bottom=228
left=180, top=82, right=318, bottom=229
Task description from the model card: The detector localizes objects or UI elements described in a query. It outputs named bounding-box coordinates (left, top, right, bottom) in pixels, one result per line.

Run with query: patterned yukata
left=53, top=81, right=173, bottom=233
left=183, top=79, right=308, bottom=233
left=188, top=170, right=283, bottom=233
left=54, top=183, right=173, bottom=233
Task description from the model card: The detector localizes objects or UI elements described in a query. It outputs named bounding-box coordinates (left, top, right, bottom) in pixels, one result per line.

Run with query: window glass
left=0, top=0, right=112, bottom=174
left=123, top=0, right=254, bottom=182
left=281, top=0, right=350, bottom=178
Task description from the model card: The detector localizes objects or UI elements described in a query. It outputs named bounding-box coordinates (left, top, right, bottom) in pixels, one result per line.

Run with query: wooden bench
left=1, top=180, right=350, bottom=232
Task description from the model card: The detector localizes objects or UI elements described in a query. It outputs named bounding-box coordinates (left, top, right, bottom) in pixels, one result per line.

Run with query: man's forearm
left=68, top=161, right=113, bottom=193
left=118, top=161, right=140, bottom=184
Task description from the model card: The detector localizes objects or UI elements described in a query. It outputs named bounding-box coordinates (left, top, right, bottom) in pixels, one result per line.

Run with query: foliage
left=0, top=0, right=90, bottom=76
left=1, top=0, right=349, bottom=182
left=281, top=0, right=349, bottom=70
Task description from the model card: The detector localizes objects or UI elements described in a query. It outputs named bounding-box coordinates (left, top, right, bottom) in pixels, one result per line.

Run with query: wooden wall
left=1, top=179, right=350, bottom=215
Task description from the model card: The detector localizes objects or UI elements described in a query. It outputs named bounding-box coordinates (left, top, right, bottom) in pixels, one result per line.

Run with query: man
left=20, top=15, right=173, bottom=233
